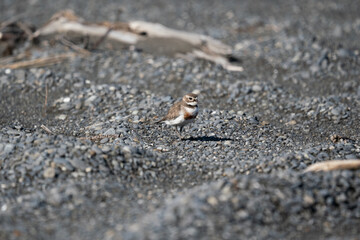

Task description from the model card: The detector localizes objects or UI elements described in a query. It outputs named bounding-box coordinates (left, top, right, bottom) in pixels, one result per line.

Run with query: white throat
left=184, top=106, right=198, bottom=115
left=187, top=102, right=198, bottom=106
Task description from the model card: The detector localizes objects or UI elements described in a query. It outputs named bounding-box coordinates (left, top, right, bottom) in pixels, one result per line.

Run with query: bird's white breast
left=164, top=114, right=185, bottom=126
left=163, top=106, right=198, bottom=126
left=184, top=106, right=198, bottom=116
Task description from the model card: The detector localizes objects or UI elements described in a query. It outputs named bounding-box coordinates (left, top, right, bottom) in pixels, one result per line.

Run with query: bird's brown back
left=163, top=101, right=182, bottom=120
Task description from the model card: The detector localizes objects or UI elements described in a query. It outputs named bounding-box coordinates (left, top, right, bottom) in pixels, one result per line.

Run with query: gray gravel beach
left=1, top=0, right=360, bottom=239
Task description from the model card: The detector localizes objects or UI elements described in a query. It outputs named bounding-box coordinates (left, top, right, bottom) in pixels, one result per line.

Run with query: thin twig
left=59, top=37, right=91, bottom=55
left=0, top=52, right=79, bottom=69
left=45, top=83, right=48, bottom=108
left=91, top=27, right=113, bottom=49
left=41, top=124, right=54, bottom=135
left=42, top=83, right=48, bottom=117
left=16, top=21, right=34, bottom=40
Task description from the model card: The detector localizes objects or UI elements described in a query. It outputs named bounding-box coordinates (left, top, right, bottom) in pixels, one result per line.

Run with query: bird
left=156, top=93, right=198, bottom=139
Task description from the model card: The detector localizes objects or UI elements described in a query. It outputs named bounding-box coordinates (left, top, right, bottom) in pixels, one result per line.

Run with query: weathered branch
left=33, top=10, right=243, bottom=71
left=304, top=159, right=360, bottom=172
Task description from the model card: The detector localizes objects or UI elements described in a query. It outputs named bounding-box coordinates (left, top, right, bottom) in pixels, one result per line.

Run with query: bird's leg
left=179, top=126, right=184, bottom=139
left=179, top=126, right=184, bottom=134
left=175, top=126, right=183, bottom=140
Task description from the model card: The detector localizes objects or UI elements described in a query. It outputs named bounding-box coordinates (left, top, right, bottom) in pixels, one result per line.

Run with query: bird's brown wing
left=163, top=101, right=182, bottom=120
left=153, top=101, right=182, bottom=124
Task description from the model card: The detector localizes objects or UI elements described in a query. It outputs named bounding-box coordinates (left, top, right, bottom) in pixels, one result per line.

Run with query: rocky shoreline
left=1, top=0, right=360, bottom=239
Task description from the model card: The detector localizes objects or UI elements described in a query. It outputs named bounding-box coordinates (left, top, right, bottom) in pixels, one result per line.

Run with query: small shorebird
left=156, top=93, right=198, bottom=139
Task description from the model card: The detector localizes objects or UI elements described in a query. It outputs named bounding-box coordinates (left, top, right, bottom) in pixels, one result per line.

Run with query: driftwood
left=304, top=159, right=360, bottom=173
left=32, top=10, right=243, bottom=71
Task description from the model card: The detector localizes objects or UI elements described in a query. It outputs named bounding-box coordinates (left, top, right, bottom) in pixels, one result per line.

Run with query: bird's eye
left=189, top=97, right=193, bottom=101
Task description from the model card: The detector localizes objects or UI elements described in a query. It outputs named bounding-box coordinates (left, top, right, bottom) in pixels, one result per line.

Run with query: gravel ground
left=1, top=0, right=360, bottom=239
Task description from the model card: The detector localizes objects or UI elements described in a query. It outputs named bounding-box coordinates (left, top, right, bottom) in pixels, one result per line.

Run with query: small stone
left=59, top=103, right=72, bottom=111
left=317, top=152, right=329, bottom=161
left=85, top=95, right=97, bottom=106
left=331, top=107, right=341, bottom=116
left=69, top=159, right=87, bottom=170
left=3, top=144, right=14, bottom=154
left=101, top=145, right=111, bottom=153
left=47, top=188, right=62, bottom=205
left=252, top=84, right=262, bottom=92
left=332, top=25, right=342, bottom=37
left=286, top=120, right=297, bottom=126
left=248, top=116, right=259, bottom=125
left=104, top=128, right=116, bottom=135
left=207, top=196, right=218, bottom=206
left=57, top=114, right=67, bottom=120
left=224, top=168, right=235, bottom=177
left=14, top=70, right=25, bottom=82
left=345, top=154, right=357, bottom=160
left=303, top=194, right=315, bottom=205
left=43, top=167, right=55, bottom=178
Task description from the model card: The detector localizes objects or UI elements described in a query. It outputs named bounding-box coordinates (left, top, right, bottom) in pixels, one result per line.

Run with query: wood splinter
left=40, top=124, right=54, bottom=135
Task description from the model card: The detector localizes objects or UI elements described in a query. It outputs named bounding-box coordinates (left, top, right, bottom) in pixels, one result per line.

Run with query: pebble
left=84, top=95, right=98, bottom=106
left=57, top=114, right=67, bottom=120
left=331, top=107, right=341, bottom=116
left=43, top=167, right=55, bottom=178
left=104, top=128, right=116, bottom=135
left=3, top=144, right=14, bottom=154
left=252, top=84, right=262, bottom=92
